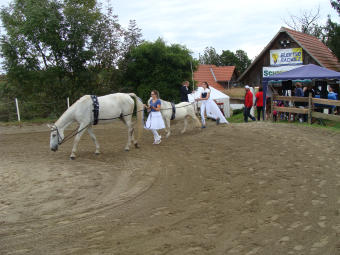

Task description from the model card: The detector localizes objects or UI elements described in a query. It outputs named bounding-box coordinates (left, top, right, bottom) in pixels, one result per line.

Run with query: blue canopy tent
left=262, top=64, right=340, bottom=106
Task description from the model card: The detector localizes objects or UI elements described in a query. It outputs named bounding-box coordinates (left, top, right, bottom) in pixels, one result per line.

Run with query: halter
left=51, top=125, right=64, bottom=145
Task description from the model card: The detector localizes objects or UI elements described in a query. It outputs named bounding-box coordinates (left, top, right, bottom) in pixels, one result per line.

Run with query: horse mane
left=55, top=95, right=91, bottom=127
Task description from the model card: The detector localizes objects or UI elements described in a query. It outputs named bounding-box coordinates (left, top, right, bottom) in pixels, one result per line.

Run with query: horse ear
left=47, top=124, right=53, bottom=129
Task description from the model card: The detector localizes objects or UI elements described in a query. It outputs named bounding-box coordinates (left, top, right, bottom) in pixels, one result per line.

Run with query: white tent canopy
left=188, top=86, right=231, bottom=118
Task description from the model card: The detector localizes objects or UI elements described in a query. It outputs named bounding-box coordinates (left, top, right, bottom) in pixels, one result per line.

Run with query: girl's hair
left=151, top=90, right=160, bottom=98
left=259, top=87, right=263, bottom=92
left=203, top=81, right=210, bottom=89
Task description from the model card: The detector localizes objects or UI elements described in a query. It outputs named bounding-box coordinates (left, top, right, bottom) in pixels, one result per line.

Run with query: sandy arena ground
left=0, top=120, right=340, bottom=255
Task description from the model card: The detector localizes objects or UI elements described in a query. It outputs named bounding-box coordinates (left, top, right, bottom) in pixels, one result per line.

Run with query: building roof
left=284, top=27, right=340, bottom=71
left=194, top=64, right=235, bottom=91
left=238, top=27, right=340, bottom=82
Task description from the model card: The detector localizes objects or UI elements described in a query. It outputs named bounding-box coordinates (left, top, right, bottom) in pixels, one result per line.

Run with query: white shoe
left=154, top=139, right=161, bottom=145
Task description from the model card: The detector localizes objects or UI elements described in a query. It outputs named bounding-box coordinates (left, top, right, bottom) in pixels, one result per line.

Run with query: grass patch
left=227, top=111, right=244, bottom=123
left=227, top=111, right=340, bottom=131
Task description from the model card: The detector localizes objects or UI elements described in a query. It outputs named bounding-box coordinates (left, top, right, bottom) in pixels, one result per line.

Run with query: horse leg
left=130, top=126, right=139, bottom=148
left=165, top=117, right=171, bottom=138
left=181, top=116, right=188, bottom=134
left=123, top=116, right=133, bottom=151
left=70, top=124, right=88, bottom=160
left=192, top=113, right=201, bottom=128
left=87, top=127, right=100, bottom=155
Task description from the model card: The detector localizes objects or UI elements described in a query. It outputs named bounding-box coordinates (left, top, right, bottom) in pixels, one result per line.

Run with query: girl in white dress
left=195, top=82, right=228, bottom=128
left=144, top=90, right=165, bottom=144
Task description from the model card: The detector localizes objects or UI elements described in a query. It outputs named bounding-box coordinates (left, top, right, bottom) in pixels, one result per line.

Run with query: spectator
left=244, top=85, right=256, bottom=122
left=180, top=81, right=192, bottom=102
left=295, top=83, right=304, bottom=123
left=255, top=87, right=264, bottom=121
left=328, top=86, right=338, bottom=114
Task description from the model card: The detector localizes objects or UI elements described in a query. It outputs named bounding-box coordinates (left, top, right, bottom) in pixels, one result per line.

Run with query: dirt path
left=0, top=121, right=340, bottom=254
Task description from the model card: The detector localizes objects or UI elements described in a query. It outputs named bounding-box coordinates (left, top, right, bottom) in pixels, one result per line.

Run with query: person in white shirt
left=195, top=82, right=228, bottom=128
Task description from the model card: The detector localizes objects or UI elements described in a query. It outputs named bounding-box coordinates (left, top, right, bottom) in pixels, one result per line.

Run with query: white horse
left=48, top=93, right=143, bottom=159
left=154, top=99, right=201, bottom=138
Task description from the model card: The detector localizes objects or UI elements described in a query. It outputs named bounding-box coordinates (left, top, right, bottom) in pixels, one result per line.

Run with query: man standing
left=255, top=87, right=264, bottom=121
left=244, top=85, right=256, bottom=122
left=180, top=81, right=191, bottom=102
left=295, top=82, right=304, bottom=122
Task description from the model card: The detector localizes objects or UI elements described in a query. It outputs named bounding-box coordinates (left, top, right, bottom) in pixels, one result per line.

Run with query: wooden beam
left=273, top=106, right=309, bottom=114
left=312, top=98, right=340, bottom=107
left=308, top=93, right=312, bottom=125
left=312, top=111, right=340, bottom=122
left=273, top=96, right=309, bottom=103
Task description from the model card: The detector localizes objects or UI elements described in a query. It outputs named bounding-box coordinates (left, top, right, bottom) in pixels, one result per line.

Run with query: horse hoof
left=70, top=156, right=76, bottom=160
left=134, top=143, right=140, bottom=148
left=125, top=148, right=130, bottom=152
left=95, top=152, right=100, bottom=155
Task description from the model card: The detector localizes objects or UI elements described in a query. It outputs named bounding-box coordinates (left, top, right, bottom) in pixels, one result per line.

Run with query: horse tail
left=129, top=93, right=144, bottom=141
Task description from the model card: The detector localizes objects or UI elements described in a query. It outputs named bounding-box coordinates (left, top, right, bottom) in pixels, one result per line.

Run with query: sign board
left=270, top=48, right=303, bottom=66
left=263, top=65, right=303, bottom=78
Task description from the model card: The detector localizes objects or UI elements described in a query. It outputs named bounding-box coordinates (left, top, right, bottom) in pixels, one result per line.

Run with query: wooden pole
left=271, top=94, right=274, bottom=121
left=190, top=61, right=194, bottom=91
left=308, top=92, right=312, bottom=124
left=15, top=98, right=21, bottom=122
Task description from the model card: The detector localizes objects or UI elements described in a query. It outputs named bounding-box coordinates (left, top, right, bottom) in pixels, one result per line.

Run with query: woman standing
left=255, top=87, right=264, bottom=121
left=144, top=90, right=165, bottom=144
left=196, top=82, right=228, bottom=128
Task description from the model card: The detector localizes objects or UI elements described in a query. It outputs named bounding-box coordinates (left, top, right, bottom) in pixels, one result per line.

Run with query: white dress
left=200, top=88, right=228, bottom=124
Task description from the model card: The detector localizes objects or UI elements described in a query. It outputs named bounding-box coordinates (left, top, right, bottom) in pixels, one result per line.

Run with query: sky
left=0, top=0, right=339, bottom=60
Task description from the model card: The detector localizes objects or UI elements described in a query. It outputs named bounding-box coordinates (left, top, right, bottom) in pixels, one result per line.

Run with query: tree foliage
left=199, top=47, right=221, bottom=66
left=123, top=38, right=197, bottom=103
left=0, top=0, right=143, bottom=119
left=200, top=47, right=251, bottom=74
left=325, top=0, right=340, bottom=60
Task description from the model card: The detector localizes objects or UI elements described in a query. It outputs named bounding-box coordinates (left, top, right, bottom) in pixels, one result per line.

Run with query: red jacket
left=245, top=90, right=253, bottom=108
left=255, top=91, right=264, bottom=107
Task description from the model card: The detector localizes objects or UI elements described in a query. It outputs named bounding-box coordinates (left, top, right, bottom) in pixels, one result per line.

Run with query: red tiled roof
left=283, top=27, right=340, bottom=72
left=194, top=64, right=235, bottom=91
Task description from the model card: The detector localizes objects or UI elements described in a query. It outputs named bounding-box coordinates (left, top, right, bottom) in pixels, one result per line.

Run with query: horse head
left=47, top=124, right=64, bottom=152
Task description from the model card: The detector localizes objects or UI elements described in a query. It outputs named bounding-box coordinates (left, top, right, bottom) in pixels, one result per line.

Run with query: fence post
left=15, top=98, right=21, bottom=123
left=308, top=92, right=312, bottom=125
left=270, top=95, right=274, bottom=122
left=67, top=97, right=70, bottom=109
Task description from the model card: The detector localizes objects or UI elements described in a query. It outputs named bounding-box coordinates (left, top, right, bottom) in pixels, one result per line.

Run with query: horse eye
left=52, top=134, right=56, bottom=138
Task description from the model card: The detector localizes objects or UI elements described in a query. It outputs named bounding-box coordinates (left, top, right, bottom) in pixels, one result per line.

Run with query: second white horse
left=156, top=99, right=201, bottom=138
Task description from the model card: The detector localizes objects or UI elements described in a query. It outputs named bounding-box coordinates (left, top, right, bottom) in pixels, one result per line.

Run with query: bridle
left=51, top=125, right=64, bottom=145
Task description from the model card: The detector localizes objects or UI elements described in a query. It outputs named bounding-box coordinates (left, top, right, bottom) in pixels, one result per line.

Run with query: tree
left=234, top=50, right=252, bottom=74
left=123, top=20, right=143, bottom=53
left=123, top=38, right=197, bottom=103
left=219, top=49, right=251, bottom=74
left=118, top=19, right=144, bottom=77
left=324, top=0, right=340, bottom=60
left=219, top=50, right=238, bottom=66
left=283, top=6, right=325, bottom=39
left=0, top=0, right=129, bottom=118
left=199, top=46, right=220, bottom=65
left=331, top=0, right=340, bottom=13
